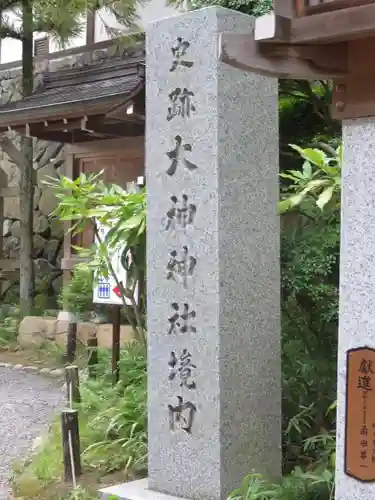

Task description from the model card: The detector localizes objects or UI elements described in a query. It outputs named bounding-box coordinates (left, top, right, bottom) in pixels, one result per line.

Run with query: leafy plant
left=278, top=143, right=340, bottom=473
left=230, top=450, right=335, bottom=500
left=13, top=343, right=147, bottom=497
left=279, top=144, right=341, bottom=214
left=45, top=172, right=146, bottom=345
left=0, top=308, right=21, bottom=348
left=58, top=264, right=94, bottom=317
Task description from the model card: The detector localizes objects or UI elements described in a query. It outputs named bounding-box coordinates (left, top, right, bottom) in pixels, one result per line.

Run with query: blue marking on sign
left=97, top=283, right=110, bottom=299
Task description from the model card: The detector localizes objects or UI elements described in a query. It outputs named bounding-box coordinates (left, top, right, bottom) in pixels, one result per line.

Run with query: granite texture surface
left=335, top=118, right=375, bottom=500
left=145, top=7, right=281, bottom=500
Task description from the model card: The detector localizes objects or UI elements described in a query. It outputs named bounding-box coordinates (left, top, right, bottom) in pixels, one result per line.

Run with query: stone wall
left=0, top=40, right=145, bottom=308
left=1, top=139, right=65, bottom=307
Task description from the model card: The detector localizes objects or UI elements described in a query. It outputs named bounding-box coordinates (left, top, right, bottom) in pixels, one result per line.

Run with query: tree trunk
left=20, top=0, right=34, bottom=315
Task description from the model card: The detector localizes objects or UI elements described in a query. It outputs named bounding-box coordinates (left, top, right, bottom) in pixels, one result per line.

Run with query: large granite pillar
left=336, top=118, right=375, bottom=499
left=101, top=6, right=281, bottom=500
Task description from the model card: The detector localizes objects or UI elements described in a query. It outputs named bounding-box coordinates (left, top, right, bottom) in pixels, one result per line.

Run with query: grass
left=0, top=308, right=21, bottom=350
left=0, top=340, right=89, bottom=369
left=12, top=343, right=147, bottom=500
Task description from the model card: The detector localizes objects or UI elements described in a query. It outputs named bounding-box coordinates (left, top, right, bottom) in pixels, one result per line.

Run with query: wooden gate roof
left=0, top=45, right=145, bottom=143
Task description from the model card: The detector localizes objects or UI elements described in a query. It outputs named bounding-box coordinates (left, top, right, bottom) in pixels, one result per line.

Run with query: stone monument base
left=99, top=479, right=188, bottom=500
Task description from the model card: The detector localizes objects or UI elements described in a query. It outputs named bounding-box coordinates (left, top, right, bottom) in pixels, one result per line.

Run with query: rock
left=95, top=324, right=135, bottom=349
left=0, top=281, right=12, bottom=297
left=34, top=258, right=55, bottom=276
left=44, top=239, right=60, bottom=263
left=36, top=162, right=58, bottom=185
left=89, top=311, right=108, bottom=324
left=18, top=316, right=57, bottom=347
left=38, top=187, right=58, bottom=217
left=33, top=212, right=49, bottom=234
left=13, top=364, right=24, bottom=369
left=23, top=366, right=39, bottom=372
left=10, top=220, right=20, bottom=238
left=3, top=196, right=19, bottom=219
left=35, top=142, right=63, bottom=171
left=39, top=367, right=51, bottom=374
left=3, top=219, right=11, bottom=237
left=50, top=217, right=64, bottom=239
left=77, top=322, right=97, bottom=343
left=3, top=236, right=20, bottom=259
left=52, top=274, right=63, bottom=294
left=34, top=259, right=57, bottom=293
left=50, top=368, right=64, bottom=377
left=33, top=234, right=47, bottom=258
left=0, top=362, right=11, bottom=368
left=1, top=154, right=20, bottom=187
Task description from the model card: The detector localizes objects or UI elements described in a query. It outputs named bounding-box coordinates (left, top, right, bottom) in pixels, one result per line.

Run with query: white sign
left=92, top=220, right=138, bottom=305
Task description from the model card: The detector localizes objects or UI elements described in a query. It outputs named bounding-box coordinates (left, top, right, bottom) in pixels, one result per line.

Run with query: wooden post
left=66, top=321, right=77, bottom=363
left=112, top=305, right=121, bottom=386
left=0, top=171, right=6, bottom=297
left=65, top=365, right=80, bottom=406
left=61, top=409, right=82, bottom=482
left=87, top=336, right=98, bottom=378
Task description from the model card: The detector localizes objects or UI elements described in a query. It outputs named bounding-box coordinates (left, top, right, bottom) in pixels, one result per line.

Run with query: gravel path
left=0, top=368, right=63, bottom=499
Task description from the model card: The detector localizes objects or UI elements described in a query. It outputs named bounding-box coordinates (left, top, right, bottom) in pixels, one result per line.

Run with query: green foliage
left=0, top=307, right=21, bottom=348
left=14, top=343, right=147, bottom=496
left=0, top=0, right=144, bottom=44
left=168, top=0, right=272, bottom=15
left=280, top=144, right=341, bottom=214
left=58, top=264, right=94, bottom=316
left=230, top=404, right=336, bottom=499
left=279, top=143, right=339, bottom=477
left=81, top=347, right=147, bottom=474
left=279, top=81, right=340, bottom=160
left=229, top=466, right=334, bottom=500
left=46, top=172, right=147, bottom=344
left=63, top=486, right=99, bottom=500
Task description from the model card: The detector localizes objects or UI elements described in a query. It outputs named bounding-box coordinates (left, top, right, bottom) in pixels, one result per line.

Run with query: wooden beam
left=219, top=33, right=348, bottom=79
left=273, top=0, right=296, bottom=18
left=332, top=74, right=375, bottom=120
left=255, top=13, right=291, bottom=42
left=291, top=3, right=375, bottom=44
left=305, top=0, right=375, bottom=16
left=29, top=116, right=106, bottom=134
left=0, top=187, right=19, bottom=198
left=0, top=94, right=128, bottom=132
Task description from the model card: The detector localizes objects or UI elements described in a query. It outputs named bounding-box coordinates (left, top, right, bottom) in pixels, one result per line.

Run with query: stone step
left=99, top=479, right=181, bottom=500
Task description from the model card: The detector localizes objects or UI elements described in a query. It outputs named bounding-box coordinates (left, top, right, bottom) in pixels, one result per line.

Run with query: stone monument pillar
left=100, top=6, right=281, bottom=500
left=335, top=118, right=375, bottom=499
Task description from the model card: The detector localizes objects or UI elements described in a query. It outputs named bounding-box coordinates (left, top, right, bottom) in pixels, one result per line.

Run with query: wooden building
left=221, top=0, right=375, bottom=119
left=0, top=40, right=146, bottom=295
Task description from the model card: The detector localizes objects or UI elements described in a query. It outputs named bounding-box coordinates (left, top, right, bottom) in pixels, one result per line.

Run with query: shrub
left=58, top=265, right=94, bottom=317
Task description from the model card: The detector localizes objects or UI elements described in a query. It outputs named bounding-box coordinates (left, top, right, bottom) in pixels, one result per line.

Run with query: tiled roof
left=0, top=56, right=144, bottom=115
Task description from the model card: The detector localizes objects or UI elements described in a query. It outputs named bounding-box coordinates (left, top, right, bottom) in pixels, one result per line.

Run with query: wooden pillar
left=0, top=170, right=5, bottom=260
left=0, top=170, right=6, bottom=296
